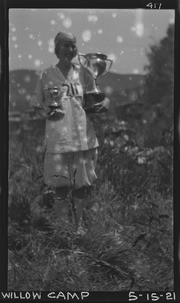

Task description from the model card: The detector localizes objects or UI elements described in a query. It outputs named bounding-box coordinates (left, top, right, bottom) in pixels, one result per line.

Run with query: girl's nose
left=68, top=46, right=73, bottom=52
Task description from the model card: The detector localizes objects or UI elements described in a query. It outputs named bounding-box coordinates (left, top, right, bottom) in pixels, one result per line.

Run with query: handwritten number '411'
left=146, top=3, right=162, bottom=9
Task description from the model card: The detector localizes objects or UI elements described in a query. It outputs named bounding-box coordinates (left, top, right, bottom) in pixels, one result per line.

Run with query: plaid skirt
left=44, top=148, right=98, bottom=189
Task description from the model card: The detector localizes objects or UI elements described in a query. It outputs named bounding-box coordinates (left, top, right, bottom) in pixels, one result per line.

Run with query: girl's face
left=57, top=38, right=78, bottom=63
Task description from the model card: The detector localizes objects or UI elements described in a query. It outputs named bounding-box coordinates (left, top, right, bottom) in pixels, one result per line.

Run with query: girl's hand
left=93, top=97, right=110, bottom=113
left=47, top=109, right=65, bottom=120
left=85, top=98, right=110, bottom=114
left=34, top=107, right=47, bottom=118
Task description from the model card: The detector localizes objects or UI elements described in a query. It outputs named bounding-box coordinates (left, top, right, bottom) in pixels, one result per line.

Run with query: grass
left=8, top=112, right=173, bottom=291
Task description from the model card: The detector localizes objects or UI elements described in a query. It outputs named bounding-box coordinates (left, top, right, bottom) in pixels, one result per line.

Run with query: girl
left=31, top=31, right=110, bottom=230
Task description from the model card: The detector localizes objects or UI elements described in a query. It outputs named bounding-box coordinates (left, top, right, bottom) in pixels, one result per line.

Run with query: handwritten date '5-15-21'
left=146, top=3, right=162, bottom=9
left=129, top=292, right=176, bottom=301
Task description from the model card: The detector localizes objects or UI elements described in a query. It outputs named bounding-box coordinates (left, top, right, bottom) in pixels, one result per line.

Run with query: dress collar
left=55, top=63, right=77, bottom=80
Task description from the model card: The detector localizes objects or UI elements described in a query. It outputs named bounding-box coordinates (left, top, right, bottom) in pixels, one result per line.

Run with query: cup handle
left=78, top=53, right=86, bottom=67
left=98, top=59, right=113, bottom=80
left=78, top=53, right=95, bottom=78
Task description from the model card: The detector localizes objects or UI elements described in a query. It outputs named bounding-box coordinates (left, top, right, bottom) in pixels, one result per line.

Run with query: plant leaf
left=132, top=233, right=148, bottom=247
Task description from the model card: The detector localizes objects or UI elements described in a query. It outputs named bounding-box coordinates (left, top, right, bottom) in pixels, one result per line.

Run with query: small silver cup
left=44, top=86, right=64, bottom=116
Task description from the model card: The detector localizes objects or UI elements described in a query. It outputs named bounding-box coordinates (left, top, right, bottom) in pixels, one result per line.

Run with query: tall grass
left=8, top=112, right=173, bottom=291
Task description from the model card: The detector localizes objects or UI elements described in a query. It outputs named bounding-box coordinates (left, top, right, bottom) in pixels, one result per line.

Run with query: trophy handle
left=78, top=53, right=86, bottom=67
left=78, top=53, right=95, bottom=78
left=98, top=58, right=113, bottom=80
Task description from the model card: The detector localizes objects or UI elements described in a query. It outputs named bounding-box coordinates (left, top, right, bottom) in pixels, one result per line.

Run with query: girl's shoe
left=76, top=218, right=87, bottom=235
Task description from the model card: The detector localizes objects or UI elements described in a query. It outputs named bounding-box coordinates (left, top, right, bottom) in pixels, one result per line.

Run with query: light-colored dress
left=31, top=64, right=99, bottom=189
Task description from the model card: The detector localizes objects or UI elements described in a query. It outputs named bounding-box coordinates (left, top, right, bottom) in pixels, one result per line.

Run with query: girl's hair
left=54, top=43, right=60, bottom=58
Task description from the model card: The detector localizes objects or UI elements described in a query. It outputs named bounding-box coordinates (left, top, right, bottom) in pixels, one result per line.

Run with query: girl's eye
left=64, top=44, right=76, bottom=48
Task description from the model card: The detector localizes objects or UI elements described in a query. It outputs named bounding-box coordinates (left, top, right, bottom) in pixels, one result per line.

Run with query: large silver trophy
left=78, top=53, right=113, bottom=109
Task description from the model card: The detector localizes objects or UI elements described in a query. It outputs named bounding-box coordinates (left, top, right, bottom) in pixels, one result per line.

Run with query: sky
left=9, top=8, right=175, bottom=75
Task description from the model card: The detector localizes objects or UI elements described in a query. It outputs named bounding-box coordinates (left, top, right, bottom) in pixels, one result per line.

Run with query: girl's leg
left=54, top=186, right=69, bottom=222
left=54, top=186, right=88, bottom=229
left=71, top=187, right=91, bottom=229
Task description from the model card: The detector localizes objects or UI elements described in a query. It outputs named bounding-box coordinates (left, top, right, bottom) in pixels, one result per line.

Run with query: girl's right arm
left=31, top=76, right=45, bottom=115
left=31, top=76, right=51, bottom=119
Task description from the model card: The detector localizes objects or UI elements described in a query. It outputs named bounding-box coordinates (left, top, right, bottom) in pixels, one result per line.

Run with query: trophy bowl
left=44, top=86, right=64, bottom=116
left=78, top=53, right=113, bottom=110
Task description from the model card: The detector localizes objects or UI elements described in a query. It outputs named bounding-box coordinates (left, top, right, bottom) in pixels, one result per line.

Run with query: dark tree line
left=144, top=23, right=174, bottom=115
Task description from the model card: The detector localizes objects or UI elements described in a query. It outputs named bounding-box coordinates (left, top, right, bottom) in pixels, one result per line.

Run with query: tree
left=142, top=24, right=174, bottom=148
left=144, top=23, right=174, bottom=107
